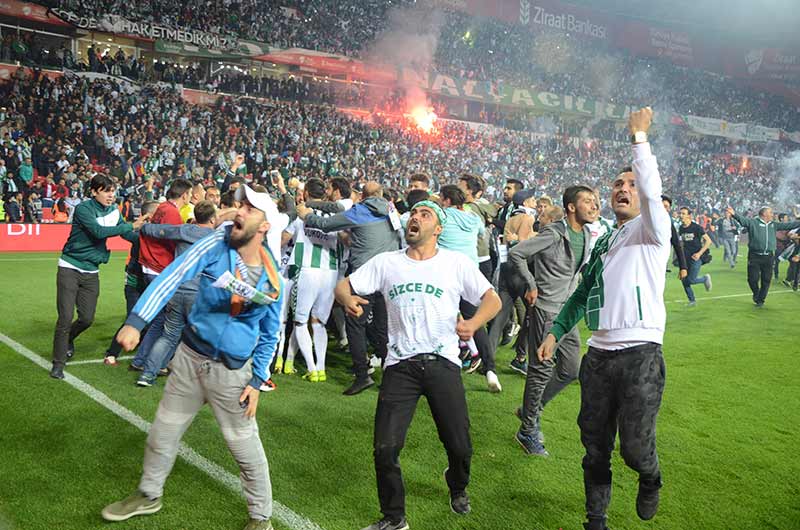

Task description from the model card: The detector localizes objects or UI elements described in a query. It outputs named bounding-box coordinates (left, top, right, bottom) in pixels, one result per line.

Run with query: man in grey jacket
left=509, top=185, right=596, bottom=456
left=298, top=182, right=402, bottom=395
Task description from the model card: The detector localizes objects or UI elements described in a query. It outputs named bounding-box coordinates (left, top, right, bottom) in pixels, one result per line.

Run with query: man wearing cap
left=336, top=201, right=501, bottom=530
left=102, top=181, right=283, bottom=530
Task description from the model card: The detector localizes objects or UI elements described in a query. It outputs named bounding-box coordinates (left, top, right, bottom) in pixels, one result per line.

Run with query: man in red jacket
left=130, top=179, right=192, bottom=372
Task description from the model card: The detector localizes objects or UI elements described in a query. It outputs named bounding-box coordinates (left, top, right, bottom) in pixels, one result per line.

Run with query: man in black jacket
left=662, top=196, right=687, bottom=280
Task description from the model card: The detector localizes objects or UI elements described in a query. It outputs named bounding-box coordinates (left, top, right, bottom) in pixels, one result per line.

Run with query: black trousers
left=346, top=292, right=388, bottom=378
left=106, top=284, right=142, bottom=357
left=747, top=252, right=773, bottom=304
left=787, top=259, right=800, bottom=288
left=579, top=343, right=665, bottom=521
left=459, top=299, right=494, bottom=372
left=52, top=267, right=100, bottom=367
left=374, top=356, right=472, bottom=520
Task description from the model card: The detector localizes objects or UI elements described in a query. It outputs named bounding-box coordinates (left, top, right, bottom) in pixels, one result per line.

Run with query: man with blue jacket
left=102, top=180, right=283, bottom=530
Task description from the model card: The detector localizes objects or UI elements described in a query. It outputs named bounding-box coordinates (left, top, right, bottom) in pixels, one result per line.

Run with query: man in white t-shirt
left=335, top=201, right=501, bottom=530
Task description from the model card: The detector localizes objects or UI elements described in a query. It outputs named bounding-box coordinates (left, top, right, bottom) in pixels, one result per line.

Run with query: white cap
left=234, top=184, right=279, bottom=225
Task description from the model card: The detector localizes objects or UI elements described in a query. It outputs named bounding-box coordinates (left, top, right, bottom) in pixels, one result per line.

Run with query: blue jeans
left=681, top=258, right=705, bottom=302
left=132, top=274, right=166, bottom=368
left=141, top=290, right=195, bottom=379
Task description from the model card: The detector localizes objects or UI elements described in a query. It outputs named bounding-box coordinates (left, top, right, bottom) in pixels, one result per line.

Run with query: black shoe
left=157, top=368, right=170, bottom=377
left=128, top=363, right=144, bottom=372
left=449, top=491, right=471, bottom=515
left=66, top=342, right=75, bottom=360
left=515, top=430, right=549, bottom=456
left=50, top=364, right=65, bottom=380
left=360, top=517, right=409, bottom=530
left=583, top=521, right=609, bottom=530
left=636, top=481, right=661, bottom=520
left=509, top=357, right=528, bottom=375
left=343, top=376, right=375, bottom=396
left=783, top=280, right=792, bottom=288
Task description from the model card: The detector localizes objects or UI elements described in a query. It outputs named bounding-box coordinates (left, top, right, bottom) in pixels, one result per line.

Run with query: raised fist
left=629, top=107, right=653, bottom=135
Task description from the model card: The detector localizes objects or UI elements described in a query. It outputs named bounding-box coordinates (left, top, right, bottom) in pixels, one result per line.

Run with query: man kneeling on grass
left=336, top=200, right=501, bottom=530
left=101, top=179, right=283, bottom=530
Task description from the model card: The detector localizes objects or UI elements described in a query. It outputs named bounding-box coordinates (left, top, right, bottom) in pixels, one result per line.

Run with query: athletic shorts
left=292, top=268, right=338, bottom=324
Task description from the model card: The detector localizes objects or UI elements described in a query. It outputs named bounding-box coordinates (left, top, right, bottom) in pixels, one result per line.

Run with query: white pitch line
left=0, top=331, right=325, bottom=530
left=67, top=355, right=135, bottom=365
left=664, top=289, right=795, bottom=304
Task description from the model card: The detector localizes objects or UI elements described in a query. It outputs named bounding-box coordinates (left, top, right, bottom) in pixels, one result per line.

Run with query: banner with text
left=50, top=8, right=238, bottom=51
left=155, top=39, right=270, bottom=59
left=681, top=115, right=782, bottom=143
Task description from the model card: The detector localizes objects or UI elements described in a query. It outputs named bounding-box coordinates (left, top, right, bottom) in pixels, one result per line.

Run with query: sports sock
left=294, top=323, right=315, bottom=372
left=286, top=330, right=298, bottom=362
left=312, top=321, right=328, bottom=372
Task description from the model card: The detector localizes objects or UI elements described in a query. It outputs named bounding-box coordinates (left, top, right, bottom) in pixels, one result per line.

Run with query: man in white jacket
left=538, top=107, right=670, bottom=530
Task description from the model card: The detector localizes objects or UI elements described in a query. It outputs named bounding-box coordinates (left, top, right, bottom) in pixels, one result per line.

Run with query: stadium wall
left=0, top=224, right=130, bottom=252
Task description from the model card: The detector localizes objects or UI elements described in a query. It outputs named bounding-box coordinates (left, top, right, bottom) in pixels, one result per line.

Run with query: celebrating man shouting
left=102, top=179, right=283, bottom=530
left=336, top=200, right=501, bottom=530
left=538, top=108, right=671, bottom=529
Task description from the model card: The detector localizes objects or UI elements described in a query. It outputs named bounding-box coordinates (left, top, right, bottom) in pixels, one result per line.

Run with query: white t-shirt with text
left=349, top=248, right=492, bottom=367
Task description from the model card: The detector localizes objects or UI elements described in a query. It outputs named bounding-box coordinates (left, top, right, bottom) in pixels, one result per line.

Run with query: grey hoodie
left=508, top=219, right=592, bottom=314
left=303, top=197, right=401, bottom=271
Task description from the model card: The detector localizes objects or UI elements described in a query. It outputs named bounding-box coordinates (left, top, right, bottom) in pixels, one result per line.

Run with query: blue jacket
left=126, top=225, right=283, bottom=389
left=303, top=196, right=401, bottom=270
left=139, top=223, right=214, bottom=293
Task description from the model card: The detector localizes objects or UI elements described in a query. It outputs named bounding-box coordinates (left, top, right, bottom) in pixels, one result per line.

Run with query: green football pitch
left=0, top=248, right=798, bottom=530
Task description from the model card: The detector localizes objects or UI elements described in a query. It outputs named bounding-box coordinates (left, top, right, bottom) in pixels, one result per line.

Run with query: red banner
left=723, top=48, right=800, bottom=83
left=0, top=0, right=71, bottom=27
left=0, top=223, right=130, bottom=252
left=256, top=49, right=397, bottom=83
left=615, top=22, right=695, bottom=67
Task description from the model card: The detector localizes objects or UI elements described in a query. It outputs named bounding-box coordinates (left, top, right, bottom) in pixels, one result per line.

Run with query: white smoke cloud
left=361, top=4, right=446, bottom=112
left=776, top=150, right=800, bottom=210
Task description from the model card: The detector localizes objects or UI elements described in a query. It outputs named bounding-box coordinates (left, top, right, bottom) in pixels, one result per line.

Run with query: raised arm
left=629, top=108, right=671, bottom=246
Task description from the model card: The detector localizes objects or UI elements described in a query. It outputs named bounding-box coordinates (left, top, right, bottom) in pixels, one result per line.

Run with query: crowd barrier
left=0, top=223, right=130, bottom=252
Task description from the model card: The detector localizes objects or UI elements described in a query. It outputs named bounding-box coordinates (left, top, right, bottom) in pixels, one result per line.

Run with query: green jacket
left=61, top=200, right=133, bottom=272
left=733, top=214, right=800, bottom=255
left=19, top=163, right=33, bottom=184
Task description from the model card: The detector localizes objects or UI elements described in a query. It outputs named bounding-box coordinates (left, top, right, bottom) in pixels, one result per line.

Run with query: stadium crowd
left=1, top=70, right=794, bottom=225
left=23, top=0, right=800, bottom=131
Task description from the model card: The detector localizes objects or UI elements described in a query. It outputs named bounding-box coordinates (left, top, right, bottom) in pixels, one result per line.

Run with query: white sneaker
left=509, top=322, right=521, bottom=337
left=486, top=370, right=502, bottom=393
left=369, top=355, right=382, bottom=369
left=339, top=337, right=349, bottom=349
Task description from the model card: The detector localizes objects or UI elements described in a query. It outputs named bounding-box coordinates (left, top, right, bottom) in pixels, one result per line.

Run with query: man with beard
left=493, top=178, right=523, bottom=233
left=337, top=201, right=500, bottom=530
left=510, top=185, right=596, bottom=455
left=102, top=181, right=283, bottom=530
left=538, top=108, right=670, bottom=529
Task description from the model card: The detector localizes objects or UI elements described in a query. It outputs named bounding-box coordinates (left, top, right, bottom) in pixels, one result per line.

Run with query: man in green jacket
left=50, top=175, right=149, bottom=379
left=727, top=206, right=800, bottom=307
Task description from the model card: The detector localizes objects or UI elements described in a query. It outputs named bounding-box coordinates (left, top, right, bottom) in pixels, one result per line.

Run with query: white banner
left=683, top=115, right=782, bottom=142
